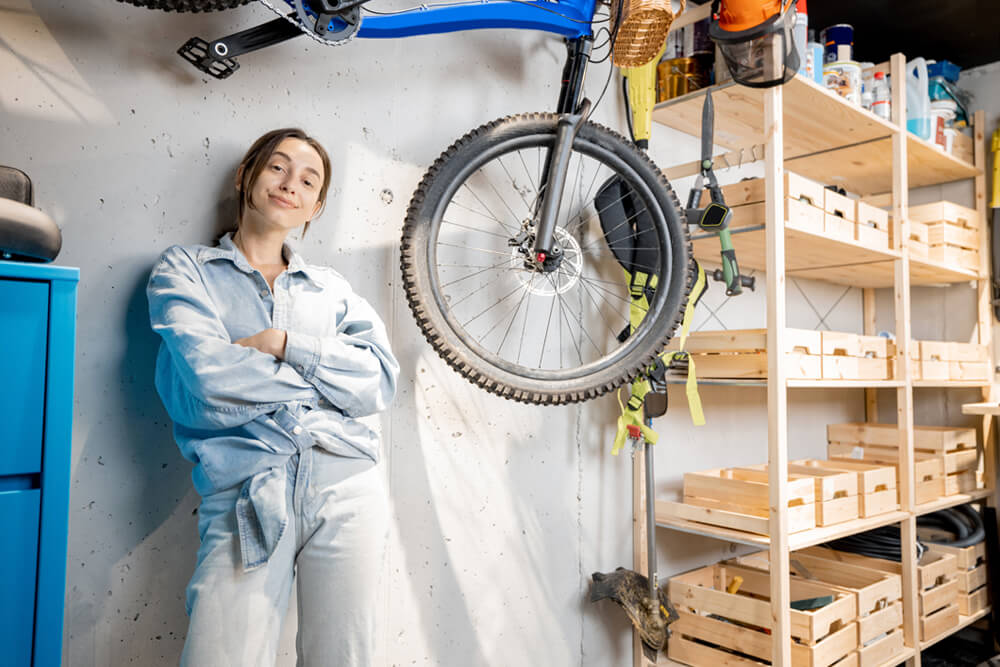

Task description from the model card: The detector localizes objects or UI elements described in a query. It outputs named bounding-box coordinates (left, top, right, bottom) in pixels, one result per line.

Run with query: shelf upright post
left=890, top=51, right=920, bottom=665
left=764, top=80, right=791, bottom=667
left=864, top=288, right=879, bottom=421
left=972, top=110, right=998, bottom=511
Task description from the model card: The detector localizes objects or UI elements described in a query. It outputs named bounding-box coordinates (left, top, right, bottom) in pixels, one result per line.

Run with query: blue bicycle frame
left=278, top=0, right=598, bottom=40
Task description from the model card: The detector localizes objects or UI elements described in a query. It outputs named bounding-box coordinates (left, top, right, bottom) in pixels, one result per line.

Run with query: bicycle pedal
left=177, top=37, right=240, bottom=80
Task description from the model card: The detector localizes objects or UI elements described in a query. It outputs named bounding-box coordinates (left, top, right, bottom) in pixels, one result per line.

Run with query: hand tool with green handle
left=684, top=88, right=755, bottom=296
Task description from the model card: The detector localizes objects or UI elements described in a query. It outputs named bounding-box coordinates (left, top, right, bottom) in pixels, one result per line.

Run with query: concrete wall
left=3, top=3, right=996, bottom=664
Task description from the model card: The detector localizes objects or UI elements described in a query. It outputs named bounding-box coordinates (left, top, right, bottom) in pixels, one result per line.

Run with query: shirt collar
left=198, top=232, right=326, bottom=287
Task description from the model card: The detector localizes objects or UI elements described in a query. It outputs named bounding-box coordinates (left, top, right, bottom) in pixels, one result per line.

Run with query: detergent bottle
left=906, top=58, right=931, bottom=140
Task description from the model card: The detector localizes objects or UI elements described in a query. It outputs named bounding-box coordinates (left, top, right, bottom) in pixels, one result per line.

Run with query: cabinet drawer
left=0, top=487, right=41, bottom=667
left=0, top=279, right=48, bottom=475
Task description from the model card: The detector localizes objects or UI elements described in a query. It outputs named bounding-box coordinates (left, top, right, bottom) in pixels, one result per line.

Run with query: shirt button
left=260, top=289, right=269, bottom=297
left=293, top=426, right=303, bottom=435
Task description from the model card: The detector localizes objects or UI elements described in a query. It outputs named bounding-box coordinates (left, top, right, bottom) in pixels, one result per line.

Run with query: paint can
left=823, top=61, right=862, bottom=106
left=821, top=24, right=853, bottom=64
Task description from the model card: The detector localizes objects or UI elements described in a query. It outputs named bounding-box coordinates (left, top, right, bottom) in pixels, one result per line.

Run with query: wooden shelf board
left=653, top=74, right=979, bottom=194
left=658, top=645, right=915, bottom=667
left=915, top=488, right=992, bottom=515
left=913, top=380, right=992, bottom=388
left=962, top=401, right=1000, bottom=415
left=786, top=379, right=904, bottom=389
left=693, top=222, right=900, bottom=288
left=661, top=376, right=767, bottom=387
left=789, top=510, right=910, bottom=550
left=918, top=606, right=991, bottom=651
left=910, top=257, right=981, bottom=285
left=655, top=505, right=909, bottom=551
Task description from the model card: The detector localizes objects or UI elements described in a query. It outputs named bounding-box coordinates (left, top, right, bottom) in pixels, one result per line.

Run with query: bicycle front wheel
left=401, top=113, right=692, bottom=405
left=114, top=0, right=253, bottom=11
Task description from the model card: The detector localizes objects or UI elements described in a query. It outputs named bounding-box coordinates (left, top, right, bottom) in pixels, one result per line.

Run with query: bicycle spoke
left=441, top=219, right=512, bottom=239
left=460, top=182, right=518, bottom=235
left=446, top=266, right=516, bottom=310
left=437, top=241, right=512, bottom=259
left=460, top=280, right=527, bottom=329
left=439, top=257, right=516, bottom=289
left=517, top=149, right=537, bottom=194
left=497, top=154, right=534, bottom=217
left=564, top=268, right=626, bottom=343
left=548, top=275, right=584, bottom=364
left=495, top=277, right=533, bottom=355
left=538, top=287, right=557, bottom=369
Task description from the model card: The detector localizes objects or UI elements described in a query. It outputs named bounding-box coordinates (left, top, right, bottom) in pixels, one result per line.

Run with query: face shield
left=710, top=2, right=799, bottom=88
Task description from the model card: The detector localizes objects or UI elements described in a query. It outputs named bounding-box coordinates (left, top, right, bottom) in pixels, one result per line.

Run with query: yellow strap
left=612, top=383, right=658, bottom=456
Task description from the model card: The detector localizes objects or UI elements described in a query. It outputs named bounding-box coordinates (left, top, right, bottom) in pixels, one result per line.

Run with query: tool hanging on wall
left=685, top=87, right=756, bottom=296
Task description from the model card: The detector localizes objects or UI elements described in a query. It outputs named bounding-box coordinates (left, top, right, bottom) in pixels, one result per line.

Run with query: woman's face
left=245, top=137, right=325, bottom=232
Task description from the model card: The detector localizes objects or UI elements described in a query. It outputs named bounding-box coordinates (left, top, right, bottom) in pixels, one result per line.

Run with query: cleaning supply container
left=930, top=99, right=958, bottom=151
left=906, top=57, right=931, bottom=140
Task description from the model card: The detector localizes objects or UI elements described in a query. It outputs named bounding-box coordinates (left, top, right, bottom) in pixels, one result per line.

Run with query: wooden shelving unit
left=643, top=54, right=997, bottom=667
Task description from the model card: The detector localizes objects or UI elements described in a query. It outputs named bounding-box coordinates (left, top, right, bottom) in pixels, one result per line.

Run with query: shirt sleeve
left=147, top=246, right=321, bottom=429
left=283, top=283, right=399, bottom=418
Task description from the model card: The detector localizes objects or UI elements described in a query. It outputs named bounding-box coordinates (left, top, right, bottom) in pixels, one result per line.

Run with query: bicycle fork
left=531, top=36, right=593, bottom=268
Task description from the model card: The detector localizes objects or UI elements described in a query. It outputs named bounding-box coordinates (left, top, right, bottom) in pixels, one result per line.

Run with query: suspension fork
left=533, top=36, right=593, bottom=264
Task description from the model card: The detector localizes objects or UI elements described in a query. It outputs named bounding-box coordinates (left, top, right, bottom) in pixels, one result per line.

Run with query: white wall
left=4, top=2, right=997, bottom=664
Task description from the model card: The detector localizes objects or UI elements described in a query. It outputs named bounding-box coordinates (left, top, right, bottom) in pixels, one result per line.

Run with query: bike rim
left=426, top=132, right=675, bottom=383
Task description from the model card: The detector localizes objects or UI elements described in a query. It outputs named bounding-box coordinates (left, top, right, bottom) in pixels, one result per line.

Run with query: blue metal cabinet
left=0, top=262, right=78, bottom=667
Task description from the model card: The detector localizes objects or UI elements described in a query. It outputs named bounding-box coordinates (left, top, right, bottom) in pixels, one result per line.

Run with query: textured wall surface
left=4, top=3, right=993, bottom=664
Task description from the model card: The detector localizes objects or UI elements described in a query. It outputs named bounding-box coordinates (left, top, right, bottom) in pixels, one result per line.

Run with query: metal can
left=823, top=61, right=862, bottom=106
left=821, top=24, right=854, bottom=64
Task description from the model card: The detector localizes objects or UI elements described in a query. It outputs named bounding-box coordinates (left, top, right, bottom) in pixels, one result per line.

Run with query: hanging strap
left=612, top=262, right=708, bottom=454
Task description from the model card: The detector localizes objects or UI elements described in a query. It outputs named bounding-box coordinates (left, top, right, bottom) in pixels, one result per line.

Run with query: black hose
left=921, top=505, right=985, bottom=548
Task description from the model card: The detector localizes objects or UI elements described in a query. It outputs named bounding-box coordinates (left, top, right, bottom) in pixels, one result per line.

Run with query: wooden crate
left=959, top=586, right=989, bottom=616
left=945, top=469, right=980, bottom=495
left=856, top=627, right=905, bottom=667
left=855, top=201, right=891, bottom=251
left=921, top=603, right=960, bottom=641
left=826, top=444, right=944, bottom=505
left=821, top=333, right=894, bottom=381
left=827, top=422, right=977, bottom=455
left=679, top=467, right=818, bottom=534
left=925, top=541, right=986, bottom=572
left=800, top=548, right=959, bottom=640
left=825, top=188, right=856, bottom=221
left=700, top=171, right=826, bottom=208
left=909, top=201, right=979, bottom=229
left=955, top=563, right=987, bottom=594
left=727, top=197, right=826, bottom=235
left=825, top=213, right=856, bottom=243
left=742, top=463, right=859, bottom=526
left=669, top=562, right=858, bottom=667
left=666, top=328, right=822, bottom=380
left=733, top=551, right=901, bottom=622
left=792, top=459, right=898, bottom=517
left=928, top=244, right=979, bottom=272
left=919, top=341, right=952, bottom=380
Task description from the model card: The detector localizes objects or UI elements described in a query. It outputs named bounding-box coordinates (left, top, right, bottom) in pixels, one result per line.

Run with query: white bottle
left=872, top=71, right=891, bottom=121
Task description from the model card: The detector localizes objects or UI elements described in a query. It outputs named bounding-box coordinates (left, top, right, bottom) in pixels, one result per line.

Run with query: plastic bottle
left=871, top=71, right=891, bottom=121
left=794, top=0, right=809, bottom=77
left=906, top=57, right=931, bottom=140
left=806, top=30, right=823, bottom=84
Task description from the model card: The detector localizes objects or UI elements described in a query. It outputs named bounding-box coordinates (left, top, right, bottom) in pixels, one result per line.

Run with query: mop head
left=590, top=568, right=678, bottom=653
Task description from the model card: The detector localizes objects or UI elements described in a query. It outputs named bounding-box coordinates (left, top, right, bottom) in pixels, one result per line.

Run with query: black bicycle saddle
left=0, top=166, right=62, bottom=263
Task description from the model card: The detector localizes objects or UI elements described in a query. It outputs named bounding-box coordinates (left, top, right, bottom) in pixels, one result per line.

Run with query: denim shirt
left=147, top=232, right=399, bottom=570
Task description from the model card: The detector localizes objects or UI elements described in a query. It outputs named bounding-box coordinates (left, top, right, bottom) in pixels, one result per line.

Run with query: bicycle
left=118, top=0, right=695, bottom=405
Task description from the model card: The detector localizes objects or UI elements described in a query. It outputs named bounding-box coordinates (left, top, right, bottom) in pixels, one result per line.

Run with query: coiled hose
left=820, top=505, right=984, bottom=562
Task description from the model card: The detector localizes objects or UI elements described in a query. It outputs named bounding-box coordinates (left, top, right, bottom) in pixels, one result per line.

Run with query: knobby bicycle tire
left=401, top=113, right=693, bottom=405
left=114, top=0, right=253, bottom=12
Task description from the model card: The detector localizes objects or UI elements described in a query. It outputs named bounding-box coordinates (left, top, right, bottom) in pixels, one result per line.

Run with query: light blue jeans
left=181, top=449, right=388, bottom=666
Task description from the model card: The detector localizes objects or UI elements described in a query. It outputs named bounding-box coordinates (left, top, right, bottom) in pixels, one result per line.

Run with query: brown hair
left=235, top=128, right=332, bottom=237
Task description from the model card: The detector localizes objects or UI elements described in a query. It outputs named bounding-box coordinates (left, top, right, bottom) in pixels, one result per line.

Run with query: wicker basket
left=610, top=0, right=683, bottom=68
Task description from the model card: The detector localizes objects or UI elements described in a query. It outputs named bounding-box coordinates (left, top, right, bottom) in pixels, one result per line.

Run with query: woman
left=147, top=128, right=399, bottom=666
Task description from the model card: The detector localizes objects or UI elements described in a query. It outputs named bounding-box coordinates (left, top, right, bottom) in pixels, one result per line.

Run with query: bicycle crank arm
left=533, top=98, right=592, bottom=265
left=178, top=17, right=303, bottom=79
